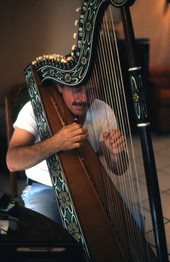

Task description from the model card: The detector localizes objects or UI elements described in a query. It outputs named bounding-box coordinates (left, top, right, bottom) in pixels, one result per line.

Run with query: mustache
left=72, top=101, right=90, bottom=107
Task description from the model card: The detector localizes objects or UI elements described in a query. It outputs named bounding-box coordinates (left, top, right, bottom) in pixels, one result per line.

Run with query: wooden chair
left=149, top=67, right=170, bottom=133
left=4, top=84, right=29, bottom=199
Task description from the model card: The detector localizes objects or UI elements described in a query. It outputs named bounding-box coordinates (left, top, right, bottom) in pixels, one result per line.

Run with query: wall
left=0, top=0, right=169, bottom=101
left=0, top=0, right=82, bottom=100
left=131, top=0, right=170, bottom=68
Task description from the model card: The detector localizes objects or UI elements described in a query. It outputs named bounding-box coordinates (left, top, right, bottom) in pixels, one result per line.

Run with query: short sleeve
left=13, top=101, right=38, bottom=139
left=96, top=101, right=118, bottom=143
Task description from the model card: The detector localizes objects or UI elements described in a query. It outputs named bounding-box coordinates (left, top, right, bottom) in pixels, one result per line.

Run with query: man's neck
left=73, top=114, right=86, bottom=125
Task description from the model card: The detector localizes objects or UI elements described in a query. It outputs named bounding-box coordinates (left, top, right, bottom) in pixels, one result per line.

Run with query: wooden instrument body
left=24, top=65, right=158, bottom=261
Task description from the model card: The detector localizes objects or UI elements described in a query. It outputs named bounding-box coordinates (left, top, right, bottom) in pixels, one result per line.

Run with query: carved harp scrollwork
left=24, top=0, right=168, bottom=261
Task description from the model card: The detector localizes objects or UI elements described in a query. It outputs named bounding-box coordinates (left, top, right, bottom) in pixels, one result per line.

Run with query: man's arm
left=6, top=123, right=88, bottom=172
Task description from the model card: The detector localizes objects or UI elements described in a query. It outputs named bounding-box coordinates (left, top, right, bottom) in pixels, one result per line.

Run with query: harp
left=24, top=0, right=168, bottom=261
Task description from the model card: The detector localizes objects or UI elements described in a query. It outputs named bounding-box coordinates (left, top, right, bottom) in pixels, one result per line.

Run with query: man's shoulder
left=19, top=101, right=33, bottom=114
left=93, top=99, right=111, bottom=110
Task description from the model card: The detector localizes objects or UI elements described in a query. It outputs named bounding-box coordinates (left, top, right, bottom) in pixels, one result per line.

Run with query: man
left=6, top=82, right=126, bottom=223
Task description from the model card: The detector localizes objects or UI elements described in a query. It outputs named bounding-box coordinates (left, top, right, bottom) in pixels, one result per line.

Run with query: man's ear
left=58, top=84, right=63, bottom=93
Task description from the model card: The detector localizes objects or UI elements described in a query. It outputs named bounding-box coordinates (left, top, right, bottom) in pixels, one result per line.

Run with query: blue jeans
left=21, top=182, right=62, bottom=224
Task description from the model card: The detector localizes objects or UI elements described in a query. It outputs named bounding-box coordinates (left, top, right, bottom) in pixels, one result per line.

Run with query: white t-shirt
left=14, top=99, right=117, bottom=186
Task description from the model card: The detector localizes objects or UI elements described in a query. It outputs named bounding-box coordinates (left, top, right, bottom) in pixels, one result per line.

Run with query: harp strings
left=103, top=5, right=138, bottom=245
left=84, top=5, right=150, bottom=257
left=93, top=11, right=128, bottom=241
left=97, top=5, right=136, bottom=250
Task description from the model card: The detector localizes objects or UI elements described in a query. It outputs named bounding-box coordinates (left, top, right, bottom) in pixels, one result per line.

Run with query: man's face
left=58, top=84, right=96, bottom=117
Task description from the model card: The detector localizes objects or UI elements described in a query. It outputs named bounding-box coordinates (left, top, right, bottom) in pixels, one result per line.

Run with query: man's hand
left=102, top=129, right=126, bottom=156
left=98, top=129, right=128, bottom=175
left=52, top=122, right=88, bottom=151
